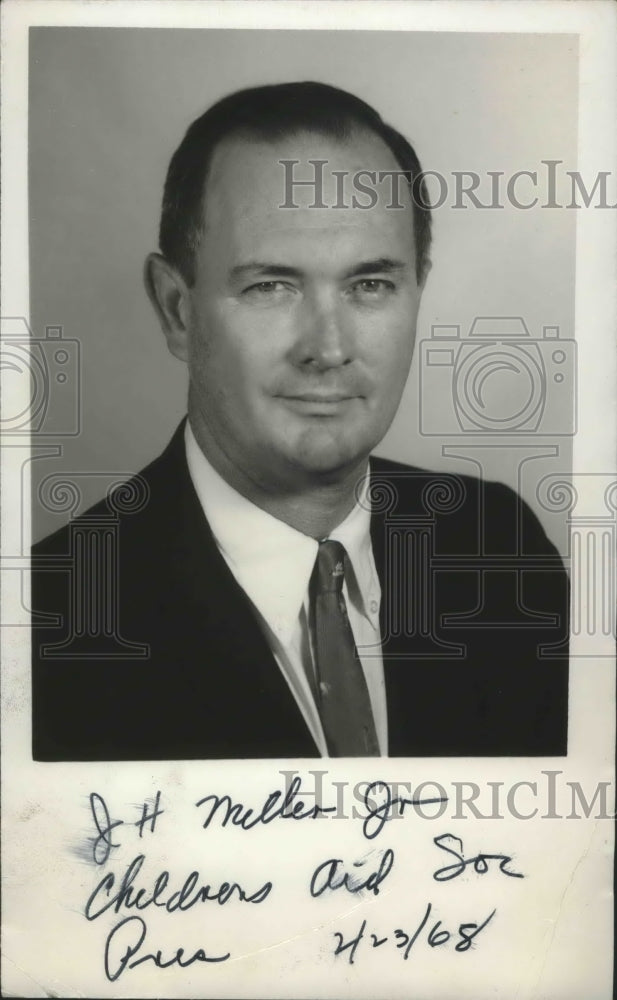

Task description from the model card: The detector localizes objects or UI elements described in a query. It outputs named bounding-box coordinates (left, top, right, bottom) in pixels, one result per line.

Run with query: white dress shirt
left=184, top=421, right=388, bottom=756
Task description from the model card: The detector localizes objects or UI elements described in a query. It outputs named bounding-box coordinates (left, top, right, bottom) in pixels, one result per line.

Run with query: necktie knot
left=316, top=539, right=347, bottom=595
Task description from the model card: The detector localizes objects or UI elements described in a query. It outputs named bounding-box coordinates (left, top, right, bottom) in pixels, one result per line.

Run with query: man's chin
left=283, top=434, right=372, bottom=484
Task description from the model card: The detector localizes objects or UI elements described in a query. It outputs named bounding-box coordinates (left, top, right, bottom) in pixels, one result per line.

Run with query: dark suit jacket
left=32, top=422, right=568, bottom=760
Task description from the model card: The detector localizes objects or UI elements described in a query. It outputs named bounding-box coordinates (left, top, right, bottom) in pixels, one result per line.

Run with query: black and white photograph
left=2, top=2, right=615, bottom=998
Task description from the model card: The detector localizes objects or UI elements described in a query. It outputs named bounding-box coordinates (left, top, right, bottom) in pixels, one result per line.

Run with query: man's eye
left=243, top=281, right=291, bottom=296
left=351, top=279, right=396, bottom=297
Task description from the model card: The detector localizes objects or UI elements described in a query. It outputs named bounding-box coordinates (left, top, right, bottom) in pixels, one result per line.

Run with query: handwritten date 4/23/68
left=334, top=902, right=497, bottom=966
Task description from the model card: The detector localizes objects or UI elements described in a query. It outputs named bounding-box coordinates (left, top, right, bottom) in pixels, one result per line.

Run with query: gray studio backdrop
left=29, top=28, right=577, bottom=550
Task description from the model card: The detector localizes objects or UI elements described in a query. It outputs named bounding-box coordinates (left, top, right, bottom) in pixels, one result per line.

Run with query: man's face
left=185, top=128, right=424, bottom=492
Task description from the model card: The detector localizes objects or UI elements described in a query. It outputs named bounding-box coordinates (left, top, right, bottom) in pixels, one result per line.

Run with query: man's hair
left=159, top=80, right=432, bottom=285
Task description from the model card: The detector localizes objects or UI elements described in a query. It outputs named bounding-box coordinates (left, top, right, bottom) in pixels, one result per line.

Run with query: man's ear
left=143, top=253, right=191, bottom=362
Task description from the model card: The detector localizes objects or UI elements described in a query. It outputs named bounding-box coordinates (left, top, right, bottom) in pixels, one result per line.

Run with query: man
left=32, top=82, right=568, bottom=760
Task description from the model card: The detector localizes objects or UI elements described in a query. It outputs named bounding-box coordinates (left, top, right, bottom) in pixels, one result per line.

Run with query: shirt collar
left=184, top=421, right=380, bottom=646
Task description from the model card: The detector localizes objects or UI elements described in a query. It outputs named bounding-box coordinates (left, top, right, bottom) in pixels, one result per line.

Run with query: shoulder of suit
left=32, top=421, right=187, bottom=556
left=369, top=452, right=544, bottom=524
left=371, top=452, right=524, bottom=496
left=369, top=451, right=489, bottom=501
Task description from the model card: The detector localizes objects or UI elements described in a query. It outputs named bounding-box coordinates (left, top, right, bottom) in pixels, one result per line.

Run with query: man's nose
left=291, top=290, right=352, bottom=370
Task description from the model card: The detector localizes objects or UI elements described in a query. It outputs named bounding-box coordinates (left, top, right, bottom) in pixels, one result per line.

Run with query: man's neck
left=188, top=415, right=370, bottom=540
left=247, top=476, right=366, bottom=540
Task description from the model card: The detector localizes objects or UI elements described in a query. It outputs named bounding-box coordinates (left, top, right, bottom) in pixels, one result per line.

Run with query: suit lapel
left=162, top=425, right=319, bottom=757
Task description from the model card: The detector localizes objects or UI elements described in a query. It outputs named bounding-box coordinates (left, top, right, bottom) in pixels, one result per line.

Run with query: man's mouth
left=282, top=392, right=358, bottom=403
left=276, top=392, right=361, bottom=413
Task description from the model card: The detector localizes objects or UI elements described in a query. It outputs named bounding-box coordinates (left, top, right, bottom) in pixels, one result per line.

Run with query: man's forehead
left=202, top=128, right=414, bottom=242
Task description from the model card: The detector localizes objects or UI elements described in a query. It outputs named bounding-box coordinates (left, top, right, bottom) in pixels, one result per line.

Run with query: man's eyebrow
left=229, top=258, right=409, bottom=281
left=229, top=263, right=302, bottom=280
left=343, top=258, right=408, bottom=279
